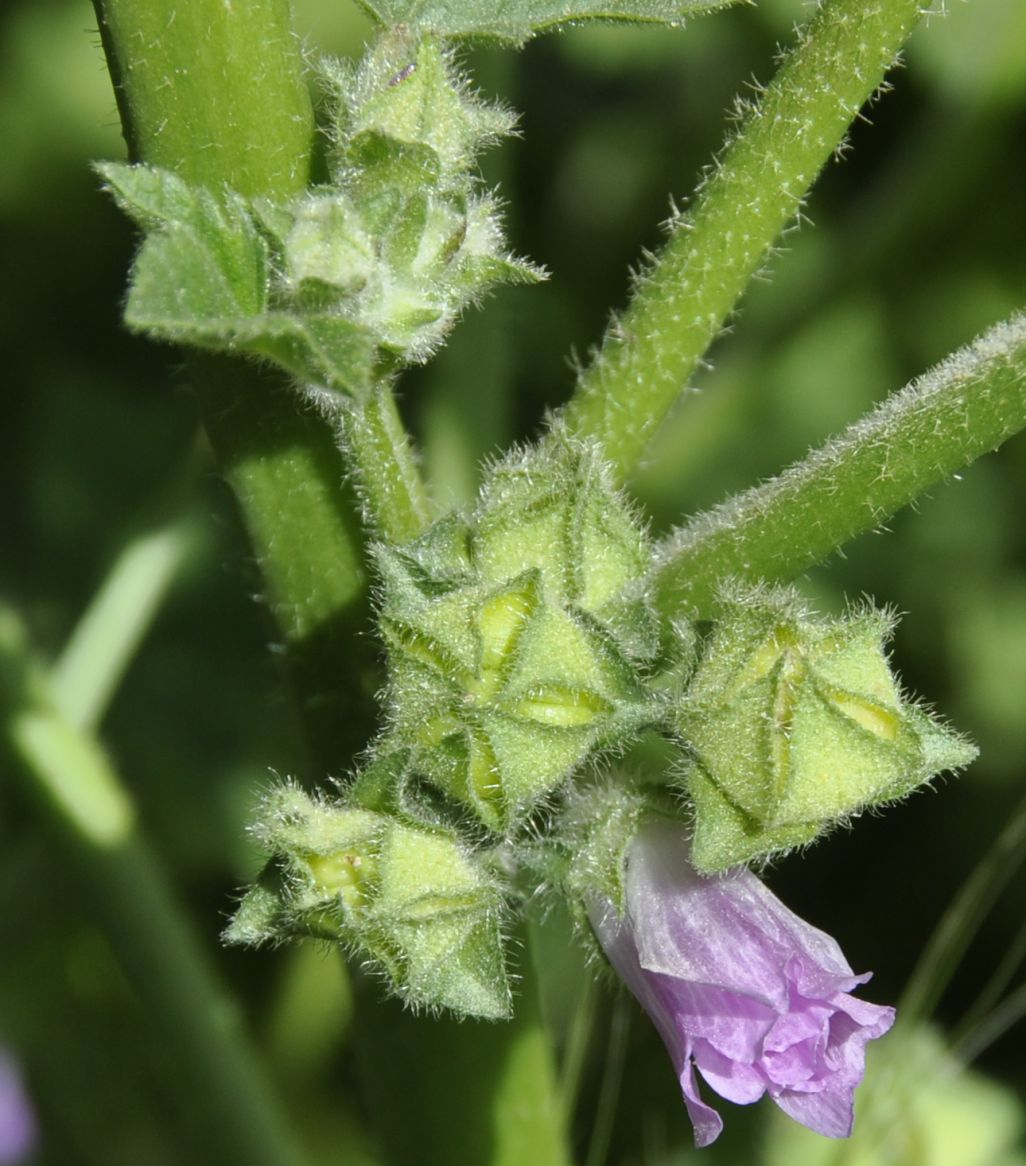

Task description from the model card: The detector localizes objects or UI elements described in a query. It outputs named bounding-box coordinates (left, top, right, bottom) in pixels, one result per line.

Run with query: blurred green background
left=2, top=0, right=1026, bottom=1162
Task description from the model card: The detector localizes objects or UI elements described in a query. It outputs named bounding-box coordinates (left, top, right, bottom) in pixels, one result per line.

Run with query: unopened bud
left=377, top=436, right=661, bottom=831
left=225, top=785, right=510, bottom=1018
left=673, top=587, right=976, bottom=872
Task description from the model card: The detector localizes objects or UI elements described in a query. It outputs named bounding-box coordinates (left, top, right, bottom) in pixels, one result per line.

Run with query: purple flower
left=587, top=820, right=895, bottom=1148
left=0, top=1049, right=35, bottom=1164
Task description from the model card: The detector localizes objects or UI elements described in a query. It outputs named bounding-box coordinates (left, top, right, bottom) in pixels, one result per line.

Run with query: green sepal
left=374, top=437, right=661, bottom=832
left=225, top=784, right=510, bottom=1019
left=548, top=783, right=684, bottom=980
left=474, top=432, right=659, bottom=659
left=556, top=783, right=652, bottom=916
left=222, top=878, right=291, bottom=947
left=364, top=823, right=510, bottom=1018
left=674, top=586, right=977, bottom=872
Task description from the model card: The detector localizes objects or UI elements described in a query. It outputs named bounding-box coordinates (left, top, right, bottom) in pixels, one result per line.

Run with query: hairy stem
left=339, top=382, right=436, bottom=544
left=93, top=0, right=314, bottom=198
left=652, top=313, right=1026, bottom=620
left=561, top=0, right=922, bottom=479
left=198, top=361, right=377, bottom=771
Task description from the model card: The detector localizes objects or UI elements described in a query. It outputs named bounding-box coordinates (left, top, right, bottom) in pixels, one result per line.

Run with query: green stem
left=93, top=0, right=314, bottom=198
left=92, top=0, right=377, bottom=772
left=652, top=312, right=1026, bottom=621
left=341, top=382, right=436, bottom=543
left=561, top=0, right=922, bottom=480
left=0, top=610, right=308, bottom=1166
left=198, top=360, right=377, bottom=772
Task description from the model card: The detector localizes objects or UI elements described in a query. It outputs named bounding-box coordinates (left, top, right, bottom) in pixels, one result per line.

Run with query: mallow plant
left=6, top=0, right=1025, bottom=1162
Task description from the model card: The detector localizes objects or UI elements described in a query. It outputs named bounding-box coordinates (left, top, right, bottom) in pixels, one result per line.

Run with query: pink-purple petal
left=670, top=982, right=775, bottom=1061
left=691, top=1039, right=768, bottom=1104
left=773, top=1080, right=857, bottom=1139
left=588, top=819, right=895, bottom=1148
left=679, top=1059, right=724, bottom=1148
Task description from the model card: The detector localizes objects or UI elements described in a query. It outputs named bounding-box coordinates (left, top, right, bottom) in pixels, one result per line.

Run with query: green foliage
left=354, top=0, right=738, bottom=47
left=10, top=0, right=1026, bottom=1159
left=672, top=586, right=976, bottom=872
left=98, top=32, right=540, bottom=399
left=96, top=162, right=379, bottom=394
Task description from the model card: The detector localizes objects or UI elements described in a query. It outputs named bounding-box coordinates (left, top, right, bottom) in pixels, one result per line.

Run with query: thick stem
left=198, top=360, right=377, bottom=772
left=652, top=313, right=1026, bottom=621
left=93, top=0, right=314, bottom=198
left=92, top=0, right=377, bottom=772
left=561, top=0, right=923, bottom=480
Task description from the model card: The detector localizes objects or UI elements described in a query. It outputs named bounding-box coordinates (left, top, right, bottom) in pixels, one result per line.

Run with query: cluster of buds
left=373, top=434, right=662, bottom=832
left=280, top=31, right=542, bottom=366
left=96, top=30, right=540, bottom=399
left=672, top=586, right=977, bottom=872
left=225, top=784, right=510, bottom=1018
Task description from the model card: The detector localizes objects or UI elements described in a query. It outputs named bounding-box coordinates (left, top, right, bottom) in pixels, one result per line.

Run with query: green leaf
left=234, top=315, right=377, bottom=397
left=98, top=162, right=377, bottom=395
left=354, top=0, right=737, bottom=46
left=97, top=161, right=207, bottom=230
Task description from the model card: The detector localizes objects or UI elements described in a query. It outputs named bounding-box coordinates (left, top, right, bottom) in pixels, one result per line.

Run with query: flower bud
left=285, top=195, right=375, bottom=296
left=474, top=433, right=659, bottom=661
left=673, top=587, right=977, bottom=872
left=224, top=785, right=510, bottom=1019
left=297, top=32, right=541, bottom=365
left=329, top=30, right=514, bottom=183
left=376, top=437, right=661, bottom=832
